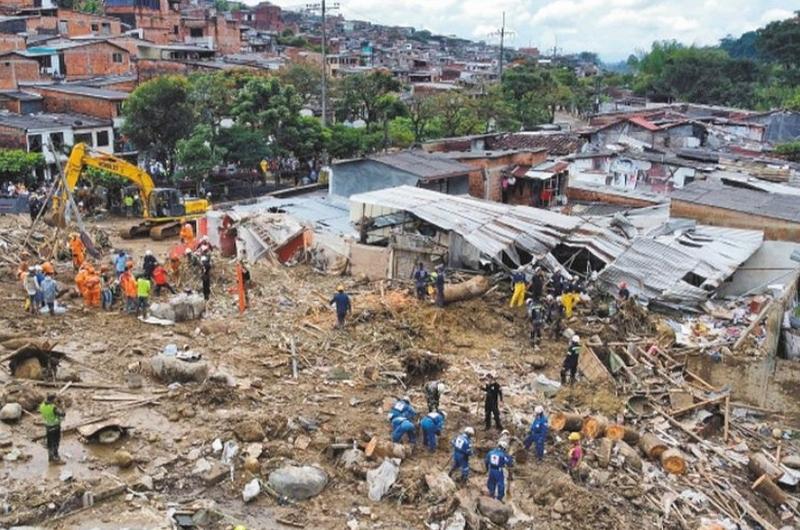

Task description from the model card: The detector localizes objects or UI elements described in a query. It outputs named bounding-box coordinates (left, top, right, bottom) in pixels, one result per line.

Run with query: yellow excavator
left=48, top=143, right=211, bottom=240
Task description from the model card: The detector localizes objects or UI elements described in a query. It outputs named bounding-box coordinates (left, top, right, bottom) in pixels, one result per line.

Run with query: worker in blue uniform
left=485, top=440, right=514, bottom=501
left=420, top=410, right=446, bottom=452
left=523, top=405, right=549, bottom=461
left=450, top=426, right=475, bottom=483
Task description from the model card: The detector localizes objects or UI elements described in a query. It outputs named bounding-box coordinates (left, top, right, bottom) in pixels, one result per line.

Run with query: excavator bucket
left=44, top=208, right=67, bottom=228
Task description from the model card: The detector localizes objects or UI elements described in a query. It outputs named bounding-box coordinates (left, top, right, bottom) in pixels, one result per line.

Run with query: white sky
left=258, top=0, right=795, bottom=61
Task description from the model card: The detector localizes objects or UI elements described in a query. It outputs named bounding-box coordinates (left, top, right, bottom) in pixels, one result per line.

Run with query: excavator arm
left=62, top=142, right=155, bottom=218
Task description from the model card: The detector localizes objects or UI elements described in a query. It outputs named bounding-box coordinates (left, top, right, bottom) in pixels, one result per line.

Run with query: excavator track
left=148, top=221, right=182, bottom=241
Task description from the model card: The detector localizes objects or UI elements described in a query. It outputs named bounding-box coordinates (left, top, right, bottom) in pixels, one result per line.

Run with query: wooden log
left=597, top=437, right=613, bottom=468
left=551, top=412, right=583, bottom=432
left=752, top=474, right=787, bottom=507
left=443, top=275, right=490, bottom=304
left=638, top=433, right=668, bottom=459
left=748, top=452, right=782, bottom=480
left=581, top=415, right=608, bottom=439
left=660, top=448, right=687, bottom=475
left=616, top=440, right=643, bottom=472
left=605, top=424, right=640, bottom=444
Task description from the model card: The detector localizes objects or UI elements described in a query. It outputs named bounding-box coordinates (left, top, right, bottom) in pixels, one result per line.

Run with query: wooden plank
left=578, top=346, right=612, bottom=382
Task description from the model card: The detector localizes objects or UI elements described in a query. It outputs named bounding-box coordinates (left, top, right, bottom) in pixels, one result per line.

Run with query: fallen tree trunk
left=752, top=474, right=787, bottom=507
left=748, top=453, right=783, bottom=480
left=660, top=448, right=687, bottom=475
left=597, top=437, right=613, bottom=468
left=551, top=412, right=583, bottom=432
left=638, top=433, right=667, bottom=459
left=581, top=415, right=608, bottom=439
left=443, top=275, right=490, bottom=304
left=616, top=440, right=643, bottom=472
left=606, top=424, right=640, bottom=444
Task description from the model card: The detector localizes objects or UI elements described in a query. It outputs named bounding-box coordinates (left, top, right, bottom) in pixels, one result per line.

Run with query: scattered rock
left=782, top=454, right=800, bottom=469
left=244, top=443, right=263, bottom=459
left=59, top=469, right=73, bottom=482
left=366, top=459, right=399, bottom=501
left=0, top=403, right=22, bottom=422
left=136, top=474, right=154, bottom=491
left=149, top=355, right=208, bottom=383
left=242, top=478, right=261, bottom=503
left=234, top=420, right=264, bottom=442
left=203, top=462, right=229, bottom=486
left=113, top=450, right=133, bottom=468
left=477, top=496, right=512, bottom=525
left=443, top=511, right=467, bottom=530
left=294, top=434, right=311, bottom=450
left=13, top=357, right=43, bottom=380
left=3, top=447, right=21, bottom=461
left=187, top=448, right=202, bottom=461
left=192, top=458, right=212, bottom=475
left=268, top=465, right=329, bottom=501
left=528, top=355, right=548, bottom=369
left=425, top=471, right=457, bottom=500
left=243, top=456, right=260, bottom=474
left=341, top=448, right=365, bottom=473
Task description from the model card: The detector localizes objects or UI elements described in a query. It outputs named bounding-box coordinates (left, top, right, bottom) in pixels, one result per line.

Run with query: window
left=91, top=23, right=99, bottom=31
left=50, top=132, right=64, bottom=150
left=58, top=20, right=68, bottom=33
left=112, top=52, right=123, bottom=63
left=190, top=28, right=203, bottom=38
left=28, top=134, right=42, bottom=152
left=74, top=133, right=92, bottom=146
left=101, top=22, right=111, bottom=35
left=96, top=130, right=110, bottom=147
left=173, top=25, right=179, bottom=35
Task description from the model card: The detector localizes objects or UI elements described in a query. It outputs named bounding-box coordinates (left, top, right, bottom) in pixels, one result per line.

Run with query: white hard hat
left=401, top=395, right=410, bottom=402
left=387, top=413, right=393, bottom=421
left=437, top=382, right=446, bottom=394
left=145, top=250, right=152, bottom=256
left=439, top=410, right=447, bottom=420
left=546, top=294, right=554, bottom=301
left=571, top=335, right=581, bottom=343
left=535, top=405, right=544, bottom=415
left=498, top=439, right=509, bottom=450
left=427, top=412, right=439, bottom=419
left=184, top=248, right=192, bottom=255
left=463, top=427, right=475, bottom=436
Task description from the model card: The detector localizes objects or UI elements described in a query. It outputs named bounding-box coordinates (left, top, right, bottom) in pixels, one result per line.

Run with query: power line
left=306, top=1, right=340, bottom=127
left=487, top=11, right=514, bottom=81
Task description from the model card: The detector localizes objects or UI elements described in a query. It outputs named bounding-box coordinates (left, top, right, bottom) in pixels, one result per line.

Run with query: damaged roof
left=368, top=151, right=471, bottom=180
left=672, top=180, right=800, bottom=224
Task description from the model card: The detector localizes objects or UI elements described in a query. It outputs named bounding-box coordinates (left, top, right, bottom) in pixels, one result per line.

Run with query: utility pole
left=488, top=12, right=513, bottom=81
left=306, top=1, right=339, bottom=126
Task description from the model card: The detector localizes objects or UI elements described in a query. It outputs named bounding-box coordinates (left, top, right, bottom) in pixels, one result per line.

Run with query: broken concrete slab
left=242, top=478, right=261, bottom=503
left=149, top=293, right=205, bottom=323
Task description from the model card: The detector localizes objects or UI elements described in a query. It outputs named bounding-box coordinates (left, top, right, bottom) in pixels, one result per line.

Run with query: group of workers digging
left=19, top=227, right=215, bottom=317
left=388, top=377, right=584, bottom=502
left=411, top=262, right=447, bottom=307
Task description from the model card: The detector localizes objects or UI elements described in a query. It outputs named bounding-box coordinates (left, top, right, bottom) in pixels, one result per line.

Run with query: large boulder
left=234, top=420, right=264, bottom=443
left=425, top=471, right=456, bottom=500
left=149, top=293, right=205, bottom=323
left=0, top=403, right=22, bottom=423
left=149, top=355, right=208, bottom=383
left=267, top=465, right=328, bottom=501
left=477, top=496, right=512, bottom=526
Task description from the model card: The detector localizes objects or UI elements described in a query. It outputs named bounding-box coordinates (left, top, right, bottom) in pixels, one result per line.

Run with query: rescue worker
left=567, top=432, right=583, bottom=479
left=523, top=405, right=549, bottom=461
left=179, top=222, right=195, bottom=246
left=391, top=415, right=416, bottom=446
left=136, top=274, right=151, bottom=317
left=123, top=193, right=134, bottom=217
left=560, top=290, right=579, bottom=319
left=33, top=265, right=45, bottom=308
left=83, top=265, right=101, bottom=308
left=152, top=263, right=176, bottom=296
left=528, top=268, right=544, bottom=302
left=17, top=251, right=30, bottom=282
left=200, top=255, right=212, bottom=301
left=22, top=266, right=39, bottom=315
left=114, top=249, right=129, bottom=279
left=434, top=264, right=445, bottom=308
left=99, top=266, right=113, bottom=310
left=69, top=233, right=85, bottom=271
left=509, top=268, right=526, bottom=308
left=450, top=427, right=474, bottom=483
left=411, top=262, right=428, bottom=300
left=142, top=250, right=157, bottom=279
left=618, top=281, right=630, bottom=301
left=543, top=294, right=555, bottom=323
left=561, top=335, right=581, bottom=385
left=550, top=298, right=565, bottom=339
left=389, top=395, right=417, bottom=421
left=74, top=263, right=89, bottom=299
left=485, top=440, right=514, bottom=501
left=119, top=262, right=137, bottom=313
left=39, top=394, right=65, bottom=464
left=420, top=410, right=446, bottom=452
left=550, top=270, right=564, bottom=296
left=424, top=380, right=446, bottom=412
left=41, top=261, right=55, bottom=277
left=330, top=285, right=352, bottom=329
left=41, top=271, right=58, bottom=316
left=527, top=299, right=544, bottom=346
left=196, top=235, right=213, bottom=255
left=483, top=374, right=503, bottom=431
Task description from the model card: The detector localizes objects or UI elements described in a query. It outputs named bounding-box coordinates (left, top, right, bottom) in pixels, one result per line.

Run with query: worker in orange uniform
left=82, top=265, right=101, bottom=307
left=17, top=251, right=31, bottom=282
left=179, top=222, right=195, bottom=247
left=74, top=263, right=89, bottom=298
left=69, top=233, right=85, bottom=271
left=42, top=261, right=55, bottom=276
left=119, top=261, right=137, bottom=313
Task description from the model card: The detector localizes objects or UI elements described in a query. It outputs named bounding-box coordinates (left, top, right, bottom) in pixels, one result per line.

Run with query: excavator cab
left=148, top=188, right=186, bottom=219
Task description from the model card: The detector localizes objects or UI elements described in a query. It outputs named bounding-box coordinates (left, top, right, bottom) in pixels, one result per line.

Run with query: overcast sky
left=260, top=0, right=794, bottom=61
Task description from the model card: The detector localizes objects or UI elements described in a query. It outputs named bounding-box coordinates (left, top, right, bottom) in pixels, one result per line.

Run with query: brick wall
left=0, top=98, right=22, bottom=113
left=456, top=150, right=549, bottom=201
left=566, top=186, right=660, bottom=208
left=0, top=57, right=41, bottom=89
left=63, top=42, right=131, bottom=79
left=0, top=35, right=25, bottom=53
left=670, top=200, right=800, bottom=242
left=0, top=125, right=26, bottom=149
left=55, top=9, right=123, bottom=37
left=34, top=88, right=121, bottom=120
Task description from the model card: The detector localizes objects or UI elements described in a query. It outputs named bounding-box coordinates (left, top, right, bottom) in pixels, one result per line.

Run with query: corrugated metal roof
left=368, top=151, right=472, bottom=180
left=672, top=180, right=800, bottom=223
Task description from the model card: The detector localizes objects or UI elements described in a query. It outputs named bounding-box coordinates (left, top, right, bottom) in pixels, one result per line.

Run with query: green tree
left=278, top=63, right=323, bottom=104
left=188, top=72, right=238, bottom=128
left=720, top=31, right=760, bottom=60
left=775, top=141, right=800, bottom=162
left=121, top=75, right=195, bottom=176
left=388, top=117, right=415, bottom=148
left=232, top=76, right=302, bottom=135
left=327, top=125, right=365, bottom=159
left=216, top=125, right=270, bottom=169
left=0, top=149, right=44, bottom=185
left=428, top=93, right=476, bottom=137
left=334, top=71, right=402, bottom=131
left=757, top=12, right=800, bottom=69
left=176, top=125, right=226, bottom=185
left=279, top=116, right=328, bottom=164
